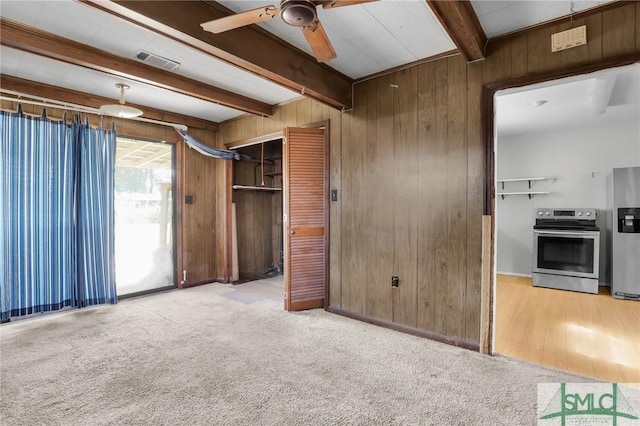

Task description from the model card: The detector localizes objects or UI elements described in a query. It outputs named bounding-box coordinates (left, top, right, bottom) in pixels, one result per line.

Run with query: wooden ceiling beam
left=0, top=75, right=219, bottom=131
left=426, top=0, right=487, bottom=62
left=80, top=0, right=354, bottom=110
left=0, top=19, right=273, bottom=117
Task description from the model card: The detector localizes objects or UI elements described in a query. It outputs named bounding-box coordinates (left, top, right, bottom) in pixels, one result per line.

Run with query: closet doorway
left=227, top=126, right=328, bottom=312
left=232, top=138, right=284, bottom=281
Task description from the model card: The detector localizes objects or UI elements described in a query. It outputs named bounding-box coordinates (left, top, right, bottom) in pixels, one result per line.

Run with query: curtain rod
left=0, top=90, right=188, bottom=131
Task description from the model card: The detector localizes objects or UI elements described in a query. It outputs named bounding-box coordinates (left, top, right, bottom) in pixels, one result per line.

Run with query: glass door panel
left=114, top=138, right=175, bottom=296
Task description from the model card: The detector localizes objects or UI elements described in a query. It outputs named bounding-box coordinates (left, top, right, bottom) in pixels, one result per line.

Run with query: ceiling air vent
left=135, top=50, right=180, bottom=72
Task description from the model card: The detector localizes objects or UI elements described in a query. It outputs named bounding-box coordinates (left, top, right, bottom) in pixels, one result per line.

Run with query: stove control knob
left=538, top=211, right=543, bottom=216
left=578, top=212, right=583, bottom=216
left=545, top=212, right=551, bottom=216
left=586, top=211, right=591, bottom=217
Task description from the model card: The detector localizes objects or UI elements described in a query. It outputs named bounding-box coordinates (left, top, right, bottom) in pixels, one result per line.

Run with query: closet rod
left=0, top=90, right=187, bottom=131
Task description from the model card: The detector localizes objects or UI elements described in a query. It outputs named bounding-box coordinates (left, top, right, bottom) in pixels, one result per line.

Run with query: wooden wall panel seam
left=330, top=110, right=343, bottom=308
left=373, top=74, right=394, bottom=322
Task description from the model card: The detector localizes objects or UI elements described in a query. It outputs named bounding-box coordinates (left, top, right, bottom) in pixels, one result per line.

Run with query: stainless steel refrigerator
left=606, top=166, right=640, bottom=300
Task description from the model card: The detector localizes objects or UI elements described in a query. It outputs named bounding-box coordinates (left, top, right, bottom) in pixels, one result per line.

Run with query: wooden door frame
left=222, top=120, right=329, bottom=294
left=480, top=52, right=640, bottom=354
left=113, top=134, right=181, bottom=296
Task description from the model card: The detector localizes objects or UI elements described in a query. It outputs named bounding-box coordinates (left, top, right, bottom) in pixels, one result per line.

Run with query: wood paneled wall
left=182, top=127, right=225, bottom=284
left=339, top=57, right=481, bottom=343
left=216, top=1, right=640, bottom=347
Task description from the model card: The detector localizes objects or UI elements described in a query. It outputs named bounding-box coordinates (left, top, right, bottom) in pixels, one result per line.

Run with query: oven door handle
left=534, top=230, right=599, bottom=237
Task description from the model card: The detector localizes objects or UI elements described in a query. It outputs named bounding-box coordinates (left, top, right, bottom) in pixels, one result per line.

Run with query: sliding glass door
left=114, top=137, right=176, bottom=296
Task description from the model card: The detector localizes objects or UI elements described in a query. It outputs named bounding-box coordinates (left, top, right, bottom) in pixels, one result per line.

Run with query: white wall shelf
left=498, top=191, right=550, bottom=199
left=497, top=177, right=550, bottom=190
left=497, top=177, right=551, bottom=199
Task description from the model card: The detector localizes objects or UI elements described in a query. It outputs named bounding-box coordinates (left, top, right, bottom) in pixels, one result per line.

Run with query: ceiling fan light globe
left=99, top=104, right=143, bottom=118
left=280, top=0, right=317, bottom=27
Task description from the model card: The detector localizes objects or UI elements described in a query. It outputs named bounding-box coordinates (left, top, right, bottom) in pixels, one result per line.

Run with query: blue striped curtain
left=0, top=110, right=117, bottom=321
left=74, top=119, right=117, bottom=307
left=1, top=110, right=76, bottom=319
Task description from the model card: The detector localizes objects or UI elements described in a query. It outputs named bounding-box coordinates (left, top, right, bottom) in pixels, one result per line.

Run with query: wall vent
left=551, top=25, right=587, bottom=52
left=135, top=50, right=180, bottom=72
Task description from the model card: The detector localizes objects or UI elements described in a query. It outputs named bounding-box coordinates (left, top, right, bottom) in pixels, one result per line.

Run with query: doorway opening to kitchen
left=492, top=63, right=640, bottom=383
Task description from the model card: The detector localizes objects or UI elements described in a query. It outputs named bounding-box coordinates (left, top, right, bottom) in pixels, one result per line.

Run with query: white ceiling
left=0, top=0, right=625, bottom=125
left=470, top=0, right=617, bottom=38
left=0, top=45, right=248, bottom=122
left=216, top=0, right=455, bottom=79
left=496, top=63, right=640, bottom=137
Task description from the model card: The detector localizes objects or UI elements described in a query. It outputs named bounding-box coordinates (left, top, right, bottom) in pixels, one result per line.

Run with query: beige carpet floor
left=1, top=280, right=595, bottom=425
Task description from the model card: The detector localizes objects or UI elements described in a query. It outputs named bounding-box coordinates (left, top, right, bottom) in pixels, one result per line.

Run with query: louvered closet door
left=283, top=127, right=327, bottom=311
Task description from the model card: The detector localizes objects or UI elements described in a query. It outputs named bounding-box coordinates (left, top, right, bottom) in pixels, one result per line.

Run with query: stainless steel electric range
left=533, top=208, right=600, bottom=294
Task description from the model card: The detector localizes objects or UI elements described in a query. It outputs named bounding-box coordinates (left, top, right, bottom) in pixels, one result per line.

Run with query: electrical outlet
left=331, top=190, right=338, bottom=202
left=391, top=276, right=399, bottom=288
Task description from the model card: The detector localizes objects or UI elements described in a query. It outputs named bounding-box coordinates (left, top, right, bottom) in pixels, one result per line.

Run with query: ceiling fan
left=201, top=0, right=378, bottom=62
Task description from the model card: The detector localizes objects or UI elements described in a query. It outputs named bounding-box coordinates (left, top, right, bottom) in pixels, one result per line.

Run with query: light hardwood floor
left=495, top=275, right=640, bottom=383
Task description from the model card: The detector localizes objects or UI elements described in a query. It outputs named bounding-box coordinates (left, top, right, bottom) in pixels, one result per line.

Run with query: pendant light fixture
left=99, top=83, right=143, bottom=118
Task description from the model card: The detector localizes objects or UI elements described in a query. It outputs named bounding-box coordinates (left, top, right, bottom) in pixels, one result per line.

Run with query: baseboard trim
left=118, top=285, right=176, bottom=300
left=181, top=278, right=226, bottom=289
left=326, top=306, right=480, bottom=352
left=497, top=271, right=532, bottom=278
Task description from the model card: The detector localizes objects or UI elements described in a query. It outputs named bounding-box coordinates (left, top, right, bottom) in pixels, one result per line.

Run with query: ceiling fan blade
left=302, top=20, right=336, bottom=63
left=201, top=6, right=279, bottom=34
left=321, top=0, right=378, bottom=9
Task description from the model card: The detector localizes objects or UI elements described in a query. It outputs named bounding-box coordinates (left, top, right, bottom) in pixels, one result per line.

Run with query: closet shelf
left=233, top=185, right=282, bottom=192
left=264, top=172, right=282, bottom=177
left=242, top=158, right=275, bottom=165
